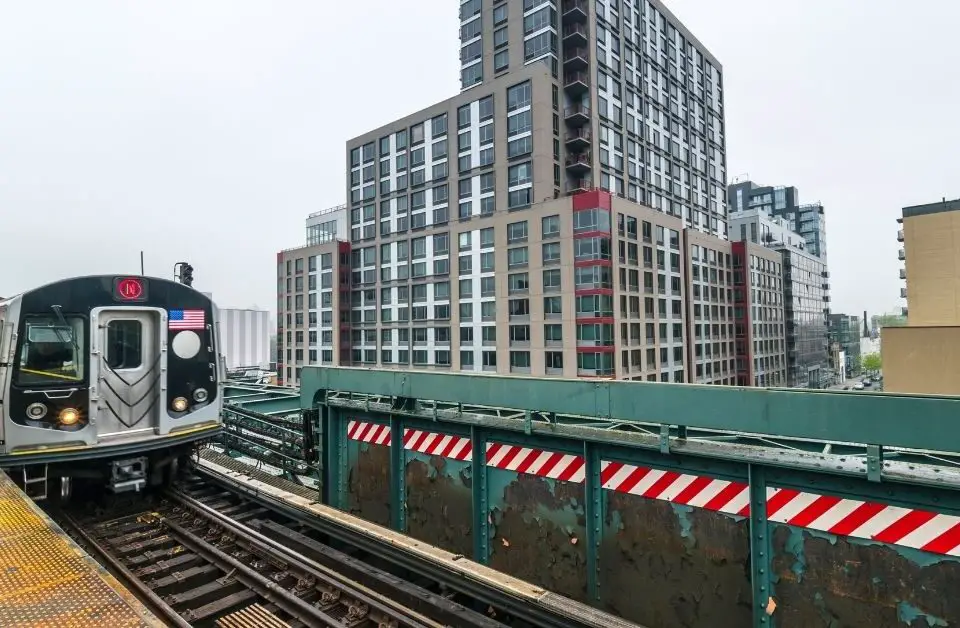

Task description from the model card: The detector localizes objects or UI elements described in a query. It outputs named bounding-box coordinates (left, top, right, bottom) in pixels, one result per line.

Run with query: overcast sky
left=1, top=1, right=957, bottom=318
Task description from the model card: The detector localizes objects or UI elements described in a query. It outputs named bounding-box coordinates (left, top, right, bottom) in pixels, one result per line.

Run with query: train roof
left=0, top=274, right=205, bottom=307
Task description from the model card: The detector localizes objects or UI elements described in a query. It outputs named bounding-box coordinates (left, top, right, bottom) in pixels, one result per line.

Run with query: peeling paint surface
left=599, top=491, right=752, bottom=627
left=346, top=439, right=392, bottom=527
left=404, top=451, right=474, bottom=557
left=771, top=523, right=960, bottom=627
left=486, top=468, right=588, bottom=603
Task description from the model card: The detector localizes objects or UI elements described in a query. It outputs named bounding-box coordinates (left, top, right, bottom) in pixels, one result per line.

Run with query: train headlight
left=193, top=388, right=208, bottom=403
left=26, top=403, right=48, bottom=420
left=58, top=408, right=80, bottom=426
left=171, top=397, right=189, bottom=412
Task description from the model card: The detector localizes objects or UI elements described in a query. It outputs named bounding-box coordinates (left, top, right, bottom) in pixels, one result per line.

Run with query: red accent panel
left=574, top=259, right=612, bottom=268
left=574, top=230, right=611, bottom=239
left=572, top=190, right=613, bottom=211
left=575, top=317, right=615, bottom=324
left=576, top=346, right=615, bottom=353
left=574, top=288, right=613, bottom=296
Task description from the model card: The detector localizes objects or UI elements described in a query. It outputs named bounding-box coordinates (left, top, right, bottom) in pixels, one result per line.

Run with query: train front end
left=0, top=275, right=224, bottom=495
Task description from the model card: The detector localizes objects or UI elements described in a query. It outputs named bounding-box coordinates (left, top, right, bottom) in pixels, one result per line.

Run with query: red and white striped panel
left=601, top=460, right=751, bottom=515
left=346, top=420, right=392, bottom=445
left=403, top=429, right=473, bottom=461
left=346, top=421, right=473, bottom=461
left=764, top=488, right=960, bottom=557
left=601, top=461, right=960, bottom=557
left=486, top=442, right=585, bottom=483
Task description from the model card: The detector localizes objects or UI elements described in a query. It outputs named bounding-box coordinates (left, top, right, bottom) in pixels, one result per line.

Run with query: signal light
left=182, top=264, right=194, bottom=287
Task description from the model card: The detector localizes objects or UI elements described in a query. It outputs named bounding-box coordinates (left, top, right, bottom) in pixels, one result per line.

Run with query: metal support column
left=390, top=415, right=406, bottom=533
left=322, top=405, right=347, bottom=510
left=584, top=441, right=602, bottom=602
left=748, top=464, right=773, bottom=627
left=471, top=426, right=489, bottom=565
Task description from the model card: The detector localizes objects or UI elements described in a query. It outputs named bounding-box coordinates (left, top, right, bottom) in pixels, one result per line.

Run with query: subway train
left=0, top=274, right=223, bottom=498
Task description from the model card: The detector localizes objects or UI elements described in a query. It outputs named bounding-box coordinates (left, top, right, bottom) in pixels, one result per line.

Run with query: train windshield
left=15, top=316, right=86, bottom=386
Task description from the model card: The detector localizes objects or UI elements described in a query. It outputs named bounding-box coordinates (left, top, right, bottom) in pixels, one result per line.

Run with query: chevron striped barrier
left=601, top=460, right=960, bottom=557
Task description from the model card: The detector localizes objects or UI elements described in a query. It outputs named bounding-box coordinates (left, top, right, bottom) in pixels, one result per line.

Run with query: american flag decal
left=169, top=309, right=206, bottom=330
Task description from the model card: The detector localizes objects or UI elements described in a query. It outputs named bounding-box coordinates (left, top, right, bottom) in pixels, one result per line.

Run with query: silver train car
left=0, top=274, right=223, bottom=497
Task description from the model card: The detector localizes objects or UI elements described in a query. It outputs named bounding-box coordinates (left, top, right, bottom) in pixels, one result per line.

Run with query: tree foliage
left=862, top=352, right=882, bottom=373
left=873, top=314, right=906, bottom=328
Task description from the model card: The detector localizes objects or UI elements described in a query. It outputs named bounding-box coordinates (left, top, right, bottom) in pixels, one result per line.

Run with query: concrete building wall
left=900, top=202, right=960, bottom=326
left=883, top=326, right=960, bottom=395
left=884, top=198, right=960, bottom=394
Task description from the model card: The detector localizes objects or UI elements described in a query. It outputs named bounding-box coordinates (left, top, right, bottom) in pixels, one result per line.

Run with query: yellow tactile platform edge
left=0, top=473, right=164, bottom=628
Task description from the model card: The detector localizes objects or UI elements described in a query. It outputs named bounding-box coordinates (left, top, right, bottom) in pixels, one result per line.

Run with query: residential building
left=827, top=313, right=861, bottom=377
left=728, top=180, right=827, bottom=261
left=729, top=207, right=808, bottom=252
left=731, top=241, right=787, bottom=387
left=276, top=206, right=351, bottom=387
left=278, top=187, right=784, bottom=384
left=278, top=0, right=779, bottom=386
left=777, top=245, right=830, bottom=387
left=728, top=181, right=831, bottom=387
left=306, top=205, right=348, bottom=245
left=884, top=198, right=960, bottom=394
left=457, top=0, right=728, bottom=236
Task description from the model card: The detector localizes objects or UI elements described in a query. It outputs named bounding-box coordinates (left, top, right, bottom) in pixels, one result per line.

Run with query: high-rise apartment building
left=459, top=0, right=729, bottom=237
left=728, top=180, right=832, bottom=387
left=277, top=206, right=350, bottom=386
left=884, top=198, right=960, bottom=394
left=278, top=188, right=785, bottom=386
left=275, top=1, right=780, bottom=388
left=730, top=241, right=787, bottom=387
left=728, top=180, right=827, bottom=261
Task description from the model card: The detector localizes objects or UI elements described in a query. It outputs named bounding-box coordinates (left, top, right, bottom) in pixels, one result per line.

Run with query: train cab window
left=105, top=320, right=142, bottom=370
left=15, top=316, right=85, bottom=385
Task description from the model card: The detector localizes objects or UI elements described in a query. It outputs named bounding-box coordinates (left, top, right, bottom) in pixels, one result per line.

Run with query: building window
left=495, top=50, right=509, bottom=72
left=506, top=81, right=532, bottom=111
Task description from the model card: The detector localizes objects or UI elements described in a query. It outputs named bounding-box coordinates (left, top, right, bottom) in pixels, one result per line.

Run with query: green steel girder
left=748, top=465, right=772, bottom=626
left=226, top=395, right=301, bottom=415
left=306, top=371, right=960, bottom=628
left=300, top=367, right=960, bottom=491
left=471, top=425, right=490, bottom=565
left=390, top=415, right=406, bottom=533
left=584, top=441, right=602, bottom=603
left=301, top=367, right=960, bottom=452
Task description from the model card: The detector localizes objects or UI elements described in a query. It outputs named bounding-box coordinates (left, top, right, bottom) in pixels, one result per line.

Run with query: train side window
left=105, top=320, right=142, bottom=370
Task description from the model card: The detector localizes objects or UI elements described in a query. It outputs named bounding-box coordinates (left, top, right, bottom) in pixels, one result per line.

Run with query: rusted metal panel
left=600, top=489, right=752, bottom=627
left=405, top=451, right=475, bottom=557
left=771, top=523, right=960, bottom=627
left=403, top=424, right=475, bottom=554
left=485, top=441, right=588, bottom=603
left=346, top=419, right=392, bottom=527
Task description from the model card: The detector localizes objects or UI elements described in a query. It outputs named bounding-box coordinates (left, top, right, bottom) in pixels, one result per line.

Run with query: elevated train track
left=58, top=483, right=508, bottom=628
left=54, top=462, right=638, bottom=628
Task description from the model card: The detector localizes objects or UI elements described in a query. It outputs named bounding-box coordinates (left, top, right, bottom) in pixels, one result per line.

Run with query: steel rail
left=160, top=517, right=347, bottom=627
left=58, top=511, right=193, bottom=628
left=193, top=463, right=639, bottom=628
left=166, top=488, right=443, bottom=628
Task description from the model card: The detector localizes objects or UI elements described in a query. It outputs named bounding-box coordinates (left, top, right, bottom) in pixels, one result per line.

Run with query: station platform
left=0, top=472, right=162, bottom=628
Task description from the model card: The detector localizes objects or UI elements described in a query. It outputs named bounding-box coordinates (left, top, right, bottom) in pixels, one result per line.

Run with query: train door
left=91, top=309, right=163, bottom=442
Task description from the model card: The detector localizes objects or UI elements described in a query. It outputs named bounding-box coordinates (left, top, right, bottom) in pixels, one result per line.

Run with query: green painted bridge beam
left=227, top=396, right=301, bottom=415
left=299, top=367, right=960, bottom=453
left=584, top=441, right=602, bottom=603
